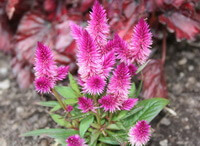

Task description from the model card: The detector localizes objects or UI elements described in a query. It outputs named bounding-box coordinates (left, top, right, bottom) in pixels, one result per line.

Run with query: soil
left=0, top=42, right=200, bottom=146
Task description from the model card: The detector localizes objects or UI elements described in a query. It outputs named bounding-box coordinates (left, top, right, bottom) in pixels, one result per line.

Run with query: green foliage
left=128, top=83, right=136, bottom=98
left=68, top=73, right=81, bottom=95
left=122, top=98, right=169, bottom=128
left=22, top=129, right=78, bottom=145
left=79, top=115, right=94, bottom=137
left=54, top=86, right=78, bottom=98
left=50, top=114, right=71, bottom=127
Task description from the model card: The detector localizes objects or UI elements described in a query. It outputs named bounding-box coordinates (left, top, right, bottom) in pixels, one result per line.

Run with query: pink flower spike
left=66, top=135, right=87, bottom=146
left=70, top=22, right=83, bottom=42
left=107, top=63, right=131, bottom=101
left=65, top=105, right=74, bottom=112
left=34, top=76, right=54, bottom=93
left=102, top=51, right=115, bottom=77
left=78, top=97, right=96, bottom=113
left=98, top=95, right=120, bottom=112
left=114, top=34, right=134, bottom=65
left=132, top=18, right=152, bottom=64
left=56, top=66, right=69, bottom=81
left=121, top=98, right=138, bottom=111
left=83, top=75, right=105, bottom=95
left=34, top=42, right=57, bottom=78
left=128, top=120, right=151, bottom=146
left=128, top=64, right=138, bottom=76
left=87, top=0, right=109, bottom=51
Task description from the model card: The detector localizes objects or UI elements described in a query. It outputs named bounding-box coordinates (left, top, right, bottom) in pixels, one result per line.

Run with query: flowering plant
left=23, top=1, right=169, bottom=146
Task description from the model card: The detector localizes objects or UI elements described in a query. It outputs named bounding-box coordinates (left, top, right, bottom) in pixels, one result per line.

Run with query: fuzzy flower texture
left=34, top=1, right=152, bottom=145
left=34, top=42, right=69, bottom=93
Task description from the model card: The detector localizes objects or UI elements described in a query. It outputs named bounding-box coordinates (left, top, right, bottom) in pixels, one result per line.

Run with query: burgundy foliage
left=0, top=0, right=199, bottom=98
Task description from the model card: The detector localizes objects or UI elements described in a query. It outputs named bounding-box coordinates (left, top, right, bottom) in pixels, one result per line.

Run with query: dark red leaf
left=6, top=0, right=19, bottom=19
left=141, top=59, right=168, bottom=99
left=159, top=12, right=200, bottom=41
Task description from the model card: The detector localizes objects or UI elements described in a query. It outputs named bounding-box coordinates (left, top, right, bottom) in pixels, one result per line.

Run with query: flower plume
left=66, top=135, right=87, bottom=146
left=107, top=63, right=131, bottom=101
left=78, top=97, right=96, bottom=113
left=83, top=75, right=105, bottom=95
left=128, top=120, right=151, bottom=146
left=131, top=18, right=152, bottom=64
left=98, top=95, right=120, bottom=112
left=87, top=0, right=109, bottom=53
left=121, top=98, right=138, bottom=111
left=34, top=42, right=69, bottom=93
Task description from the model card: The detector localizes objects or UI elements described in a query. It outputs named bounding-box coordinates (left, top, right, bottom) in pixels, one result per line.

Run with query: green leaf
left=135, top=80, right=143, bottom=98
left=64, top=98, right=78, bottom=105
left=136, top=60, right=150, bottom=74
left=68, top=73, right=81, bottom=95
left=99, top=137, right=119, bottom=145
left=90, top=130, right=100, bottom=145
left=54, top=86, right=78, bottom=98
left=22, top=128, right=78, bottom=145
left=79, top=115, right=94, bottom=137
left=50, top=114, right=71, bottom=127
left=38, top=101, right=59, bottom=107
left=120, top=106, right=144, bottom=120
left=50, top=105, right=62, bottom=112
left=107, top=124, right=121, bottom=130
left=70, top=113, right=90, bottom=120
left=129, top=83, right=136, bottom=98
left=122, top=98, right=169, bottom=128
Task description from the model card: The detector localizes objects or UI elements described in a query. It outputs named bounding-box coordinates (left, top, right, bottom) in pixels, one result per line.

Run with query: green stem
left=108, top=112, right=113, bottom=124
left=93, top=95, right=101, bottom=125
left=52, top=88, right=66, bottom=110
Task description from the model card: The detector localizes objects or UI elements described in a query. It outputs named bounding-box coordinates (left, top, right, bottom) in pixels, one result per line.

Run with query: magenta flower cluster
left=70, top=1, right=152, bottom=113
left=33, top=1, right=153, bottom=146
left=34, top=42, right=69, bottom=93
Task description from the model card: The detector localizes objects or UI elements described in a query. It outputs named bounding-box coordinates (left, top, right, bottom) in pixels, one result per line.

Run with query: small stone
left=188, top=65, right=194, bottom=71
left=0, top=67, right=8, bottom=76
left=178, top=58, right=187, bottom=65
left=40, top=139, right=49, bottom=146
left=159, top=139, right=168, bottom=146
left=0, top=137, right=7, bottom=146
left=0, top=79, right=10, bottom=90
left=179, top=72, right=184, bottom=78
left=188, top=77, right=196, bottom=84
left=160, top=117, right=171, bottom=126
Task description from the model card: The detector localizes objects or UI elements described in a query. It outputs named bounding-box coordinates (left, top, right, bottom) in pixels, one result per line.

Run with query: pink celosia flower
left=34, top=42, right=57, bottom=78
left=65, top=105, right=74, bottom=112
left=102, top=51, right=115, bottom=77
left=70, top=23, right=103, bottom=81
left=56, top=66, right=69, bottom=81
left=128, top=64, right=138, bottom=76
left=87, top=0, right=109, bottom=53
left=101, top=39, right=116, bottom=55
left=131, top=18, right=152, bottom=64
left=78, top=97, right=96, bottom=113
left=128, top=120, right=151, bottom=146
left=114, top=34, right=134, bottom=65
left=98, top=95, right=121, bottom=112
left=83, top=75, right=105, bottom=95
left=66, top=135, right=87, bottom=146
left=107, top=63, right=131, bottom=101
left=34, top=42, right=69, bottom=93
left=121, top=98, right=138, bottom=111
left=34, top=76, right=54, bottom=93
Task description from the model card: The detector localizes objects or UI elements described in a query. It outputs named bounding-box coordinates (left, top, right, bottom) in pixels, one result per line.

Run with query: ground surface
left=0, top=42, right=199, bottom=146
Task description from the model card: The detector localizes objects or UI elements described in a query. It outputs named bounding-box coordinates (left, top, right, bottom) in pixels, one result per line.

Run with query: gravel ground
left=0, top=42, right=199, bottom=146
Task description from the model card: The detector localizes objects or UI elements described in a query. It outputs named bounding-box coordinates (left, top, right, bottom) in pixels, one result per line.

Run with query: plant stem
left=52, top=88, right=66, bottom=110
left=93, top=95, right=101, bottom=126
left=108, top=112, right=113, bottom=124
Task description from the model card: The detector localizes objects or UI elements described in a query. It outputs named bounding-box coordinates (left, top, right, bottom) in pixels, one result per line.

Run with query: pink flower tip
left=56, top=66, right=69, bottom=81
left=128, top=120, right=151, bottom=146
left=128, top=64, right=138, bottom=76
left=98, top=95, right=120, bottom=112
left=66, top=135, right=87, bottom=146
left=34, top=76, right=54, bottom=93
left=78, top=97, right=96, bottom=113
left=84, top=75, right=105, bottom=95
left=132, top=18, right=152, bottom=64
left=65, top=105, right=74, bottom=112
left=121, top=98, right=138, bottom=111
